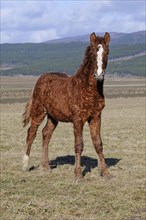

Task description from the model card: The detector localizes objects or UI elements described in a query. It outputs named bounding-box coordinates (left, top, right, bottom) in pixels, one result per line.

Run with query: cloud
left=1, top=0, right=145, bottom=43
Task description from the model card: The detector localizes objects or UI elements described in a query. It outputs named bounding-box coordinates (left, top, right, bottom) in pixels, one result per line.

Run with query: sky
left=1, top=0, right=145, bottom=43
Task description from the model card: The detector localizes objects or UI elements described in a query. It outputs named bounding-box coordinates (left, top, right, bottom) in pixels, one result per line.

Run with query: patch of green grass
left=1, top=96, right=145, bottom=220
left=108, top=55, right=146, bottom=76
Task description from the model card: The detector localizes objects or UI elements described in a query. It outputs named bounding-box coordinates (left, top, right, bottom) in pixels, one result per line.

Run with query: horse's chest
left=79, top=93, right=105, bottom=118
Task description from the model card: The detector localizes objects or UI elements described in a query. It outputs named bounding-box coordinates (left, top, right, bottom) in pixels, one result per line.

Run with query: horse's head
left=90, top=32, right=110, bottom=81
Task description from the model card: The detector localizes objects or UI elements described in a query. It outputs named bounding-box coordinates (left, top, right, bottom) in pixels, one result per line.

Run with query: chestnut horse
left=22, top=32, right=111, bottom=179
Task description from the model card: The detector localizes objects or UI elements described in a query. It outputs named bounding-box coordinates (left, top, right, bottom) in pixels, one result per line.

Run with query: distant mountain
left=112, top=31, right=146, bottom=45
left=1, top=31, right=145, bottom=77
left=45, top=31, right=145, bottom=45
left=44, top=32, right=126, bottom=43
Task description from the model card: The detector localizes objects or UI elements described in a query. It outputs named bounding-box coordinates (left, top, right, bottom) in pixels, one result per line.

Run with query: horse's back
left=47, top=72, right=68, bottom=78
left=41, top=72, right=68, bottom=79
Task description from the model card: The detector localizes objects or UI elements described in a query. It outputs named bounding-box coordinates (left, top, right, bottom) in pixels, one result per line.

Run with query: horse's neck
left=75, top=46, right=96, bottom=83
left=73, top=46, right=105, bottom=98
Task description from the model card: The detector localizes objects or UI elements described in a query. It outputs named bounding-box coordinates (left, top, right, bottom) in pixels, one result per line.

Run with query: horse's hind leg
left=23, top=113, right=45, bottom=171
left=42, top=116, right=58, bottom=171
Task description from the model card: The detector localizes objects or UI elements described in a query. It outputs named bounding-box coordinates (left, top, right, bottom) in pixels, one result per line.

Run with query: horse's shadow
left=49, top=155, right=121, bottom=176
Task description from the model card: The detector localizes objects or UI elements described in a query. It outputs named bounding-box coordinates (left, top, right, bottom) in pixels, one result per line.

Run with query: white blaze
left=97, top=44, right=104, bottom=76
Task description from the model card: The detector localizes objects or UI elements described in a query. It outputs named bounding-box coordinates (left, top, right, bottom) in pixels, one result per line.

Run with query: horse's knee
left=42, top=126, right=54, bottom=142
left=74, top=142, right=84, bottom=154
left=42, top=127, right=49, bottom=139
left=95, top=142, right=103, bottom=153
left=93, top=138, right=103, bottom=153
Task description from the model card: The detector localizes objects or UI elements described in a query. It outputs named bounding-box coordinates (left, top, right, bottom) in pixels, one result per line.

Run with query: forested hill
left=1, top=31, right=146, bottom=77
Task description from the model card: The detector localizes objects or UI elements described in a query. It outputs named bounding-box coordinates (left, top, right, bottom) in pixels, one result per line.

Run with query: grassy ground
left=0, top=77, right=146, bottom=220
left=1, top=76, right=145, bottom=104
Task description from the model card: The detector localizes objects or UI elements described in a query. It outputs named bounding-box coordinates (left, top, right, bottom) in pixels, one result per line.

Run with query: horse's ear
left=104, top=32, right=110, bottom=45
left=90, top=32, right=96, bottom=44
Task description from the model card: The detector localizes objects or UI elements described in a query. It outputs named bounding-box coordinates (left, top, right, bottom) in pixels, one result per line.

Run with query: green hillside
left=108, top=55, right=146, bottom=76
left=0, top=41, right=145, bottom=76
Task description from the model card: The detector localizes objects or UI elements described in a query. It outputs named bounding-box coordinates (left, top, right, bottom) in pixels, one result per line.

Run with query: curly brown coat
left=22, top=32, right=111, bottom=179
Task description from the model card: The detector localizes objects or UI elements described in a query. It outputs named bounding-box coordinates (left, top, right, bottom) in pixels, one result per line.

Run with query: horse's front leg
left=73, top=120, right=84, bottom=179
left=89, top=113, right=110, bottom=177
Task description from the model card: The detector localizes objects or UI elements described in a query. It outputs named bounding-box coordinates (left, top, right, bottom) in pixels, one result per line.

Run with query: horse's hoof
left=74, top=173, right=84, bottom=183
left=44, top=166, right=51, bottom=172
left=106, top=175, right=114, bottom=180
left=101, top=173, right=114, bottom=180
left=22, top=166, right=29, bottom=172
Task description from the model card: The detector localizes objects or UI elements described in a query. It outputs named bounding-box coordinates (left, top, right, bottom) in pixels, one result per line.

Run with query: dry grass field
left=0, top=76, right=146, bottom=220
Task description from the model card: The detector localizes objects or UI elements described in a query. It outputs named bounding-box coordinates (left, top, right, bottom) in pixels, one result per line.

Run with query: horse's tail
left=22, top=92, right=33, bottom=127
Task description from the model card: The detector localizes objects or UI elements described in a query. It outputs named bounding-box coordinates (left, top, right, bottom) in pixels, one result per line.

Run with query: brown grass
left=1, top=76, right=145, bottom=104
left=0, top=77, right=146, bottom=220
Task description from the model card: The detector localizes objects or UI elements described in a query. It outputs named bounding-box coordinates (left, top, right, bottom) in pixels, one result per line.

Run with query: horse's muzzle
left=94, top=70, right=105, bottom=81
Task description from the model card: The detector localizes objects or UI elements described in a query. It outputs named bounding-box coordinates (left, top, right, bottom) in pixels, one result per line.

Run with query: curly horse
left=22, top=32, right=111, bottom=179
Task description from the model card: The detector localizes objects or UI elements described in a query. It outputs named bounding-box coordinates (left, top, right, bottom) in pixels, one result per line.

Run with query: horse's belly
left=51, top=110, right=72, bottom=122
left=45, top=101, right=73, bottom=122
